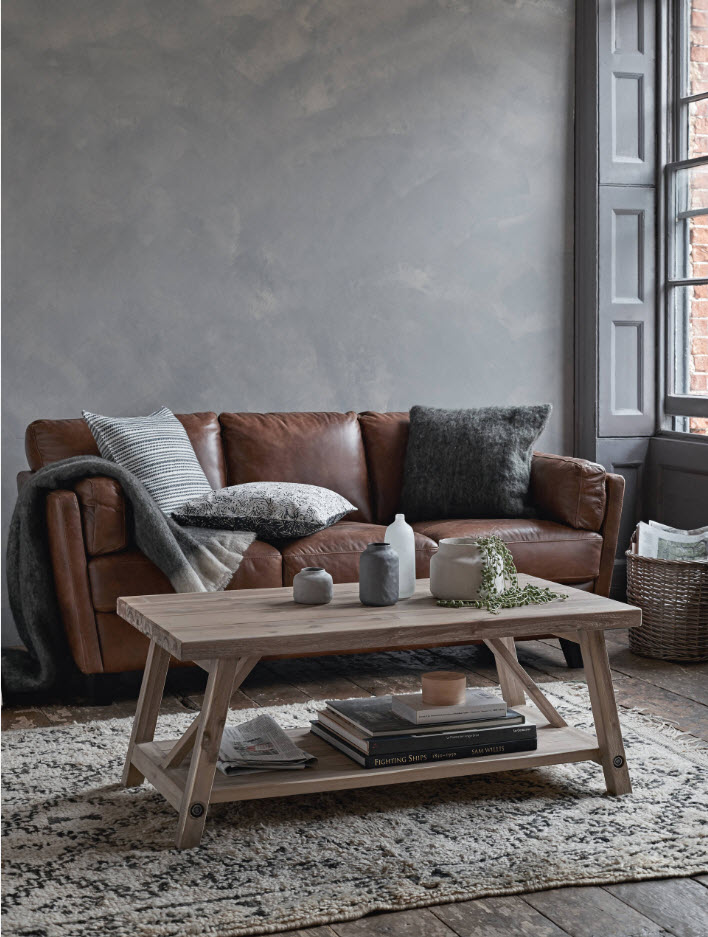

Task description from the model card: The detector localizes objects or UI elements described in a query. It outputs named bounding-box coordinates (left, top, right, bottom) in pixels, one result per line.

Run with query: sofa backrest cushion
left=25, top=412, right=227, bottom=490
left=26, top=418, right=99, bottom=469
left=219, top=411, right=373, bottom=523
left=174, top=413, right=227, bottom=490
left=358, top=411, right=409, bottom=524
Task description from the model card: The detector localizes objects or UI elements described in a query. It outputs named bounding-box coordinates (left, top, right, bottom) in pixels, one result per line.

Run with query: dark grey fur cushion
left=400, top=404, right=551, bottom=521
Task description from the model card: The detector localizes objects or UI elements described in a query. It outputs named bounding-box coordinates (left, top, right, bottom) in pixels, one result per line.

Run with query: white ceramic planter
left=429, top=537, right=505, bottom=601
left=293, top=567, right=333, bottom=604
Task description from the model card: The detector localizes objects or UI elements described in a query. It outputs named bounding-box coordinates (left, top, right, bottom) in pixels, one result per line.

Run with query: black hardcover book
left=367, top=722, right=535, bottom=755
left=311, top=721, right=538, bottom=769
left=324, top=697, right=524, bottom=737
left=317, top=712, right=536, bottom=755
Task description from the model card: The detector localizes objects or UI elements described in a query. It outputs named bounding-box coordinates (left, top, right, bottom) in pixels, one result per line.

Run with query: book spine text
left=367, top=738, right=537, bottom=768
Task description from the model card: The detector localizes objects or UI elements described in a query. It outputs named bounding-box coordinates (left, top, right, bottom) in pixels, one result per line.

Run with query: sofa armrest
left=530, top=452, right=607, bottom=532
left=46, top=490, right=104, bottom=674
left=17, top=470, right=33, bottom=493
left=74, top=477, right=129, bottom=556
left=594, top=472, right=625, bottom=597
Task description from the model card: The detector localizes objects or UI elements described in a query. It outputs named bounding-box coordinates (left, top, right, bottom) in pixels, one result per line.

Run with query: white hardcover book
left=392, top=689, right=507, bottom=725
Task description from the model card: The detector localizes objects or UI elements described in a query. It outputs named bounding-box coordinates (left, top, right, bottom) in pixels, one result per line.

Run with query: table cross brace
left=162, top=655, right=260, bottom=770
left=484, top=637, right=567, bottom=728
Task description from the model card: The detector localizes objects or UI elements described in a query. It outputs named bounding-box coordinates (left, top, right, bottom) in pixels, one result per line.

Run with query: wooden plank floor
left=4, top=631, right=708, bottom=937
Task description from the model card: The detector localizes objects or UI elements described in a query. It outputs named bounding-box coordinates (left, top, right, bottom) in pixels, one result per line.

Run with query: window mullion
left=679, top=90, right=708, bottom=105
left=676, top=207, right=708, bottom=219
left=665, top=154, right=708, bottom=171
left=665, top=394, right=708, bottom=417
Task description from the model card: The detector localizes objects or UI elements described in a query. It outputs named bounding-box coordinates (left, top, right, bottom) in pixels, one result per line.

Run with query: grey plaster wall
left=2, top=0, right=574, bottom=644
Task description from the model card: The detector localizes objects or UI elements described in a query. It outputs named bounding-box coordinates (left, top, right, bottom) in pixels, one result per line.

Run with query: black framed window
left=664, top=0, right=708, bottom=434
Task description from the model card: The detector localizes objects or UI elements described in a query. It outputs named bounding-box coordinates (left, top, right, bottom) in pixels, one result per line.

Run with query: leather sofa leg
left=83, top=673, right=120, bottom=706
left=559, top=637, right=584, bottom=669
left=473, top=641, right=496, bottom=665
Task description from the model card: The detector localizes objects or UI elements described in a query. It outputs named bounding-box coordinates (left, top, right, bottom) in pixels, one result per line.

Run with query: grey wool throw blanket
left=3, top=456, right=256, bottom=694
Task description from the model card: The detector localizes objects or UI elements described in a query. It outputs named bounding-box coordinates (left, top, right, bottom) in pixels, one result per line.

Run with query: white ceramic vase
left=384, top=513, right=416, bottom=599
left=429, top=537, right=505, bottom=601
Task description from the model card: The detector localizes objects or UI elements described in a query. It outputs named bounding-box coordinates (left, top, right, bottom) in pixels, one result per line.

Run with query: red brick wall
left=690, top=4, right=708, bottom=433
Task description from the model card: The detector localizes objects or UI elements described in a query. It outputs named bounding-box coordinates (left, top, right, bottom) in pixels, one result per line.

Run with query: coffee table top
left=117, top=576, right=640, bottom=661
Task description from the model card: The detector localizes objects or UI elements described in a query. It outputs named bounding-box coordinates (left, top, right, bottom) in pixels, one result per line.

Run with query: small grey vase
left=293, top=566, right=333, bottom=605
left=359, top=543, right=399, bottom=607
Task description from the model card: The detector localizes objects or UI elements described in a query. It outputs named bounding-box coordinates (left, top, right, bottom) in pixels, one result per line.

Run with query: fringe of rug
left=232, top=859, right=708, bottom=937
left=541, top=679, right=708, bottom=760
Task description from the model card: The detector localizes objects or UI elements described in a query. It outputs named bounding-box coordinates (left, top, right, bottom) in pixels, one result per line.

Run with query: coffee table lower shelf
left=131, top=708, right=602, bottom=811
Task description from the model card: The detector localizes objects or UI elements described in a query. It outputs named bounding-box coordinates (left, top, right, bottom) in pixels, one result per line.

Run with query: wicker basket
left=626, top=536, right=708, bottom=661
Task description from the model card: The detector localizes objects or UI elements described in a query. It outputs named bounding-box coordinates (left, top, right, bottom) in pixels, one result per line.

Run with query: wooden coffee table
left=118, top=576, right=640, bottom=849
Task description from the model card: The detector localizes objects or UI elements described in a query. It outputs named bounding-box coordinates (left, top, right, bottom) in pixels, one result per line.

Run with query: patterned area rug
left=3, top=682, right=707, bottom=937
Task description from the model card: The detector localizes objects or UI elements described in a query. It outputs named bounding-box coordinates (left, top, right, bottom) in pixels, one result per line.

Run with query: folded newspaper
left=636, top=521, right=708, bottom=562
left=217, top=714, right=317, bottom=775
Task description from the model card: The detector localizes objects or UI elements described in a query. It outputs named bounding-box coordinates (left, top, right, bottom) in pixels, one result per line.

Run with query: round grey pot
left=293, top=567, right=334, bottom=605
left=359, top=543, right=399, bottom=607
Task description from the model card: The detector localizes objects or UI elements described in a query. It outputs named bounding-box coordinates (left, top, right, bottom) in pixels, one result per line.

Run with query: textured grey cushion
left=400, top=404, right=551, bottom=521
left=83, top=407, right=212, bottom=514
left=172, top=481, right=355, bottom=539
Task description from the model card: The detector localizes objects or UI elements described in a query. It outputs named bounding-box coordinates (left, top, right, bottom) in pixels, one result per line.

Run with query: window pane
left=673, top=415, right=708, bottom=434
left=670, top=5, right=708, bottom=435
left=684, top=0, right=708, bottom=96
left=688, top=98, right=708, bottom=157
left=670, top=285, right=708, bottom=398
left=670, top=164, right=708, bottom=278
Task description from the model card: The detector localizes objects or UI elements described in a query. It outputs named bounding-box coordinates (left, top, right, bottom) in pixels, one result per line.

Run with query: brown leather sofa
left=18, top=410, right=624, bottom=677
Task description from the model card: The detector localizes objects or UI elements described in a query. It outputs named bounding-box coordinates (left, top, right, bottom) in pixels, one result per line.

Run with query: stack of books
left=310, top=688, right=537, bottom=769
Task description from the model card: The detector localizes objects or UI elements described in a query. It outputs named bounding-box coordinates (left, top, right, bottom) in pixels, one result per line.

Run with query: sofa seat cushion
left=87, top=539, right=282, bottom=612
left=226, top=540, right=284, bottom=590
left=411, top=518, right=603, bottom=585
left=280, top=521, right=437, bottom=586
left=220, top=411, right=373, bottom=523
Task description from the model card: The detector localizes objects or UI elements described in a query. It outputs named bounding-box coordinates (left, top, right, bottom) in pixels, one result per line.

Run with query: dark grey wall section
left=2, top=0, right=574, bottom=643
left=647, top=437, right=708, bottom=529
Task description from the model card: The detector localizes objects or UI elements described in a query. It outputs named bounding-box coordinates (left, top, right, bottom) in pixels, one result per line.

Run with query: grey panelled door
left=598, top=185, right=656, bottom=438
left=598, top=0, right=655, bottom=186
left=576, top=0, right=658, bottom=595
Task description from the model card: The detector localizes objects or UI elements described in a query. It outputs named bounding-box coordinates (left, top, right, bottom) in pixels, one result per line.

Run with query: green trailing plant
left=436, top=535, right=568, bottom=615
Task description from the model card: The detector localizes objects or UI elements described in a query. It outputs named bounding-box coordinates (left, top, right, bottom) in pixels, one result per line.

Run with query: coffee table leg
left=122, top=639, right=171, bottom=787
left=175, top=657, right=241, bottom=849
left=578, top=630, right=632, bottom=795
left=493, top=637, right=526, bottom=707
